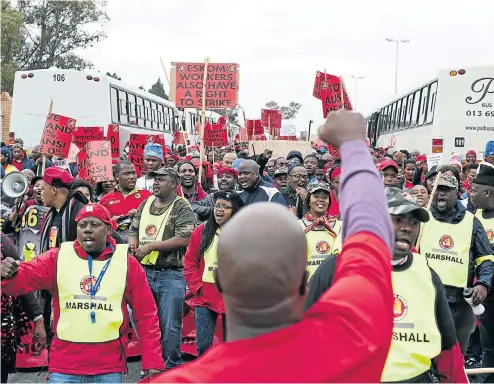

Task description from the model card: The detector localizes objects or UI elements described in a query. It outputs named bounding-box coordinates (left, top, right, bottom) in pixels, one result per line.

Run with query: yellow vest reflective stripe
left=202, top=231, right=219, bottom=283
left=298, top=219, right=342, bottom=281
left=56, top=242, right=127, bottom=343
left=418, top=210, right=473, bottom=288
left=138, top=196, right=180, bottom=265
left=381, top=253, right=441, bottom=382
left=476, top=209, right=494, bottom=245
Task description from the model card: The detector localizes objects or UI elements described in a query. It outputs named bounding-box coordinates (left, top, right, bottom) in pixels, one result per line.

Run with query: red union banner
left=313, top=71, right=337, bottom=100
left=106, top=124, right=120, bottom=160
left=245, top=119, right=263, bottom=135
left=175, top=62, right=239, bottom=109
left=204, top=124, right=228, bottom=147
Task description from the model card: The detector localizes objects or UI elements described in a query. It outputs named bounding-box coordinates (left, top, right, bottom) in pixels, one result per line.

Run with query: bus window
left=411, top=90, right=421, bottom=127
left=119, top=90, right=128, bottom=125
left=405, top=95, right=414, bottom=128
left=110, top=88, right=119, bottom=124
left=400, top=97, right=408, bottom=129
left=395, top=99, right=403, bottom=130
left=425, top=81, right=438, bottom=124
left=390, top=102, right=397, bottom=131
left=144, top=100, right=151, bottom=128
left=128, top=94, right=136, bottom=118
left=137, top=97, right=145, bottom=127
left=418, top=86, right=429, bottom=126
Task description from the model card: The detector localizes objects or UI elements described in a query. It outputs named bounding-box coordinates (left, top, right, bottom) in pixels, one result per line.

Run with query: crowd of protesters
left=1, top=121, right=494, bottom=383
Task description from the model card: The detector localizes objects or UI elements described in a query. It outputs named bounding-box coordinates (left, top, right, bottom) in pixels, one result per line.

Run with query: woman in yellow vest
left=298, top=182, right=341, bottom=281
left=306, top=187, right=468, bottom=383
left=184, top=190, right=244, bottom=356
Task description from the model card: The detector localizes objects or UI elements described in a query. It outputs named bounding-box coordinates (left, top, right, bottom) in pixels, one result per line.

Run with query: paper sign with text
left=280, top=122, right=296, bottom=137
left=77, top=141, right=113, bottom=183
left=239, top=127, right=248, bottom=142
left=107, top=124, right=120, bottom=159
left=73, top=126, right=104, bottom=150
left=175, top=62, right=238, bottom=108
left=427, top=154, right=444, bottom=170
left=67, top=143, right=80, bottom=164
left=261, top=109, right=282, bottom=129
left=204, top=124, right=228, bottom=147
left=321, top=75, right=353, bottom=118
left=39, top=113, right=76, bottom=158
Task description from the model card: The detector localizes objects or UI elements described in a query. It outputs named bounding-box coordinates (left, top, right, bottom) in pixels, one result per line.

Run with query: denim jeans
left=49, top=372, right=122, bottom=383
left=145, top=268, right=186, bottom=370
left=195, top=306, right=226, bottom=356
left=449, top=301, right=477, bottom=354
left=479, top=293, right=494, bottom=383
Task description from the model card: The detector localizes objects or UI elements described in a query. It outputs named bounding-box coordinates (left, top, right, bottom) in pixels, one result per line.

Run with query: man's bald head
left=238, top=159, right=259, bottom=174
left=222, top=152, right=238, bottom=168
left=216, top=203, right=308, bottom=335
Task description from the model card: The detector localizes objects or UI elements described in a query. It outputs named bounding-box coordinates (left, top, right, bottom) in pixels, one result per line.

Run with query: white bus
left=10, top=68, right=214, bottom=149
left=365, top=66, right=494, bottom=158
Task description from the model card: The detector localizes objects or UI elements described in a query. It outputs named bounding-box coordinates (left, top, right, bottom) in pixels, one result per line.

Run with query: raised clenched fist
left=318, top=111, right=366, bottom=149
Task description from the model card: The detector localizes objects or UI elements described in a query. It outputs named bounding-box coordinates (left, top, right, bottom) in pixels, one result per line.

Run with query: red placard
left=245, top=119, right=263, bottom=135
left=249, top=134, right=267, bottom=141
left=321, top=75, right=353, bottom=118
left=107, top=124, right=120, bottom=159
left=175, top=62, right=238, bottom=109
left=39, top=113, right=76, bottom=158
left=147, top=133, right=166, bottom=150
left=204, top=124, right=228, bottom=147
left=77, top=141, right=113, bottom=183
left=239, top=127, right=248, bottom=142
left=278, top=136, right=298, bottom=141
left=128, top=134, right=165, bottom=176
left=313, top=71, right=336, bottom=99
left=173, top=131, right=186, bottom=145
left=73, top=126, right=104, bottom=150
left=15, top=322, right=48, bottom=368
left=261, top=109, right=282, bottom=130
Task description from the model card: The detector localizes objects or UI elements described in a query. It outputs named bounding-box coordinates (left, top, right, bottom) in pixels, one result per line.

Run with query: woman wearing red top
left=327, top=167, right=341, bottom=218
left=184, top=190, right=244, bottom=356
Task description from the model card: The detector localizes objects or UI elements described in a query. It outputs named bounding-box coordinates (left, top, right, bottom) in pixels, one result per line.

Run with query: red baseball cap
left=75, top=204, right=117, bottom=230
left=42, top=167, right=74, bottom=186
left=416, top=155, right=427, bottom=162
left=378, top=159, right=399, bottom=172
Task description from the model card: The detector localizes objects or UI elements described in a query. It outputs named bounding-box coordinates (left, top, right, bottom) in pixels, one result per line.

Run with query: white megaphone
left=1, top=171, right=28, bottom=198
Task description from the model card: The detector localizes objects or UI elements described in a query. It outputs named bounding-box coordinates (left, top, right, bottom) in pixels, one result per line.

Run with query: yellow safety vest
left=418, top=210, right=473, bottom=288
left=298, top=219, right=342, bottom=280
left=381, top=253, right=441, bottom=382
left=202, top=230, right=220, bottom=283
left=56, top=242, right=127, bottom=343
left=476, top=209, right=494, bottom=245
left=138, top=196, right=180, bottom=265
left=4, top=164, right=17, bottom=175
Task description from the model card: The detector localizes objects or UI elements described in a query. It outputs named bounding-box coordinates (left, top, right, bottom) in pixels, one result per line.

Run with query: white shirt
left=136, top=176, right=154, bottom=192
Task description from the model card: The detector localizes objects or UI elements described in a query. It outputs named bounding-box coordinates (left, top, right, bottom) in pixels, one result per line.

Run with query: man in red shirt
left=147, top=111, right=395, bottom=382
left=1, top=204, right=164, bottom=382
left=100, top=160, right=151, bottom=242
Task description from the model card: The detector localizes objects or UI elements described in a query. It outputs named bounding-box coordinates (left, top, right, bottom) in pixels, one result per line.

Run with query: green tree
left=1, top=1, right=26, bottom=92
left=138, top=86, right=145, bottom=91
left=148, top=77, right=168, bottom=100
left=212, top=105, right=241, bottom=124
left=1, top=0, right=109, bottom=93
left=106, top=72, right=121, bottom=81
left=265, top=100, right=302, bottom=119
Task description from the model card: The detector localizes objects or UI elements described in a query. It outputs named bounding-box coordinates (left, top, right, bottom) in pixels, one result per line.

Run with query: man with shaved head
left=150, top=111, right=395, bottom=382
left=237, top=159, right=287, bottom=205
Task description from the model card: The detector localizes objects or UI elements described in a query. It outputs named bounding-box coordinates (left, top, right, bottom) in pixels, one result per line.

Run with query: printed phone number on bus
left=465, top=110, right=494, bottom=117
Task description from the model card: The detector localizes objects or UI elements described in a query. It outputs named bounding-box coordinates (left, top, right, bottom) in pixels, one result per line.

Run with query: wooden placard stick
left=340, top=76, right=346, bottom=111
left=41, top=99, right=53, bottom=176
left=198, top=57, right=210, bottom=182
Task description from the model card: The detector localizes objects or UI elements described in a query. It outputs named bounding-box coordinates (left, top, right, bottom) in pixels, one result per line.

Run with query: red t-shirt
left=99, top=187, right=151, bottom=217
left=147, top=232, right=393, bottom=383
left=11, top=160, right=23, bottom=171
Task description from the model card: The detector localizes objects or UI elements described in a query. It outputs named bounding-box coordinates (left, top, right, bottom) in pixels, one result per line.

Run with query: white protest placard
left=280, top=122, right=296, bottom=137
left=248, top=140, right=313, bottom=158
left=427, top=154, right=443, bottom=169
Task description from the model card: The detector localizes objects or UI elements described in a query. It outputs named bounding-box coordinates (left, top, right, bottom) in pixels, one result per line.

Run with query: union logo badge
left=439, top=234, right=454, bottom=250
left=315, top=240, right=330, bottom=255
left=486, top=229, right=493, bottom=242
left=226, top=64, right=236, bottom=73
left=145, top=224, right=157, bottom=237
left=393, top=294, right=408, bottom=321
left=176, top=63, right=186, bottom=74
left=319, top=81, right=329, bottom=90
left=80, top=275, right=97, bottom=295
left=135, top=193, right=140, bottom=199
